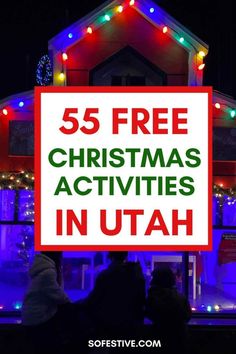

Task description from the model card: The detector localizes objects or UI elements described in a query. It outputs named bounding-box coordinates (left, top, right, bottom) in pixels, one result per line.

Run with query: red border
left=35, top=86, right=213, bottom=251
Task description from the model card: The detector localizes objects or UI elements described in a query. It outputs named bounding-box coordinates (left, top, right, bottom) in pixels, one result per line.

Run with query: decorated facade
left=0, top=0, right=236, bottom=313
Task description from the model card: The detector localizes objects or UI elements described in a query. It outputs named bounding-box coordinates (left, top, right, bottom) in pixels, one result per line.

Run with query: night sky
left=0, top=0, right=235, bottom=100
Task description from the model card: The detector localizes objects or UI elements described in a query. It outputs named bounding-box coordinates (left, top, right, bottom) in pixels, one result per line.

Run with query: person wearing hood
left=22, top=252, right=70, bottom=353
left=80, top=251, right=146, bottom=336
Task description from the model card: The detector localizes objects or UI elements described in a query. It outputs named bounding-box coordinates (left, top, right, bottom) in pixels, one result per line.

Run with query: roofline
left=48, top=0, right=208, bottom=54
left=213, top=90, right=236, bottom=106
left=0, top=90, right=34, bottom=108
left=139, top=0, right=208, bottom=51
left=0, top=88, right=235, bottom=105
left=48, top=0, right=119, bottom=51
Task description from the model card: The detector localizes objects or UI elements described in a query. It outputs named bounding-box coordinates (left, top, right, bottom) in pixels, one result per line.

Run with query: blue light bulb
left=13, top=301, right=22, bottom=310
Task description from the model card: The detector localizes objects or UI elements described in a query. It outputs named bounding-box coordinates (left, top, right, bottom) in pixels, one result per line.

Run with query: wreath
left=36, top=55, right=53, bottom=86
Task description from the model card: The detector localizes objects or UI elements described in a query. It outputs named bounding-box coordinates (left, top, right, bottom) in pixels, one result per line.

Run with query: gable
left=65, top=7, right=189, bottom=86
left=49, top=0, right=208, bottom=86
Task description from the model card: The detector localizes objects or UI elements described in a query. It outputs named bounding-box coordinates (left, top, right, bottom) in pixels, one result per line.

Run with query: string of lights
left=213, top=184, right=236, bottom=206
left=57, top=0, right=207, bottom=84
left=0, top=1, right=235, bottom=118
left=214, top=102, right=235, bottom=118
left=1, top=99, right=235, bottom=119
left=0, top=172, right=34, bottom=190
left=0, top=172, right=235, bottom=202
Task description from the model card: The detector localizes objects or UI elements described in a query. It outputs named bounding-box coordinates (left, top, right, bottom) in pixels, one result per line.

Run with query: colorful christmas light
left=198, top=51, right=206, bottom=58
left=2, top=99, right=235, bottom=120
left=87, top=26, right=93, bottom=34
left=230, top=109, right=236, bottom=118
left=0, top=172, right=34, bottom=190
left=62, top=52, right=68, bottom=61
left=162, top=26, right=168, bottom=34
left=13, top=301, right=22, bottom=310
left=197, top=303, right=222, bottom=312
left=213, top=184, right=236, bottom=205
left=207, top=305, right=212, bottom=312
left=1, top=1, right=235, bottom=125
left=198, top=63, right=205, bottom=71
left=45, top=0, right=213, bottom=92
left=212, top=103, right=236, bottom=118
left=59, top=72, right=65, bottom=81
left=104, top=14, right=111, bottom=21
left=46, top=0, right=211, bottom=89
left=18, top=101, right=24, bottom=108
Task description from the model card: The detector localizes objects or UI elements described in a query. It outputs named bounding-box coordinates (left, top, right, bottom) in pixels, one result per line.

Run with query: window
left=9, top=121, right=34, bottom=156
left=90, top=46, right=167, bottom=86
left=111, top=75, right=146, bottom=86
left=213, top=128, right=236, bottom=161
left=0, top=190, right=34, bottom=311
left=1, top=190, right=236, bottom=315
left=188, top=192, right=236, bottom=313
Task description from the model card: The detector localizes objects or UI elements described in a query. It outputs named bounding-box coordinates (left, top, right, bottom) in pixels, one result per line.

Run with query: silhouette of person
left=80, top=251, right=146, bottom=338
left=22, top=252, right=70, bottom=354
left=146, top=266, right=191, bottom=354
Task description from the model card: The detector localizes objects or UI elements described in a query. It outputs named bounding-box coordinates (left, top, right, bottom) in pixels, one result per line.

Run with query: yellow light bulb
left=198, top=51, right=206, bottom=58
left=59, top=72, right=65, bottom=81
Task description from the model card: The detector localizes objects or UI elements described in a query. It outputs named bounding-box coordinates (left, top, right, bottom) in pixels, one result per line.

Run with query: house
left=0, top=0, right=236, bottom=313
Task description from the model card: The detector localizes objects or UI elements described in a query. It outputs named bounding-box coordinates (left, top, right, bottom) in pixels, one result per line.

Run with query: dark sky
left=0, top=0, right=235, bottom=99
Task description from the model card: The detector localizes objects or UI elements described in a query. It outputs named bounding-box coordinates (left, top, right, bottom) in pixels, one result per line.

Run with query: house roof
left=0, top=0, right=235, bottom=117
left=0, top=89, right=235, bottom=121
left=48, top=0, right=209, bottom=55
left=0, top=90, right=34, bottom=110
